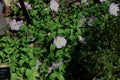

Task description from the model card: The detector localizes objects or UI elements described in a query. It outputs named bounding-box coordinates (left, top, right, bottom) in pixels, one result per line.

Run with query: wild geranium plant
left=0, top=0, right=120, bottom=80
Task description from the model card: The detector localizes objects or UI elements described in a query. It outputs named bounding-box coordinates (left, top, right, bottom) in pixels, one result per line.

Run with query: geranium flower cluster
left=50, top=0, right=119, bottom=49
left=50, top=0, right=119, bottom=15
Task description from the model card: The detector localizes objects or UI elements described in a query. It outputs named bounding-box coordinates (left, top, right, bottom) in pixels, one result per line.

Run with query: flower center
left=13, top=23, right=17, bottom=28
left=57, top=39, right=62, bottom=44
left=112, top=8, right=116, bottom=12
left=53, top=4, right=57, bottom=8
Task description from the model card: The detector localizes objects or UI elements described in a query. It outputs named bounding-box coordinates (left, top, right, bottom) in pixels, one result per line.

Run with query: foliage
left=0, top=0, right=120, bottom=80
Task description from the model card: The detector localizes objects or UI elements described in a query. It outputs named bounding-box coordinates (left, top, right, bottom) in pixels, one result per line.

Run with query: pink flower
left=9, top=19, right=23, bottom=31
left=17, top=2, right=32, bottom=9
left=109, top=3, right=119, bottom=16
left=50, top=0, right=59, bottom=12
left=53, top=36, right=67, bottom=48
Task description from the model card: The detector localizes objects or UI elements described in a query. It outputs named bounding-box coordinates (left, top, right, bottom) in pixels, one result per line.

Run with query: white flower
left=78, top=15, right=86, bottom=27
left=53, top=36, right=67, bottom=48
left=9, top=19, right=23, bottom=31
left=48, top=61, right=63, bottom=73
left=81, top=0, right=87, bottom=3
left=51, top=61, right=63, bottom=69
left=50, top=0, right=59, bottom=12
left=79, top=36, right=86, bottom=44
left=81, top=0, right=88, bottom=5
left=81, top=15, right=86, bottom=25
left=34, top=60, right=41, bottom=70
left=100, top=0, right=106, bottom=2
left=48, top=67, right=53, bottom=73
left=17, top=2, right=32, bottom=9
left=109, top=3, right=119, bottom=16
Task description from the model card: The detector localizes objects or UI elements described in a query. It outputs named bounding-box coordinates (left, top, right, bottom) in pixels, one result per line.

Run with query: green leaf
left=56, top=50, right=63, bottom=58
left=64, top=53, right=71, bottom=59
left=25, top=68, right=38, bottom=79
left=49, top=72, right=57, bottom=80
left=77, top=28, right=82, bottom=35
left=25, top=69, right=32, bottom=79
left=21, top=55, right=29, bottom=62
left=58, top=29, right=64, bottom=34
left=65, top=29, right=70, bottom=34
left=51, top=32, right=56, bottom=38
left=20, top=67, right=25, bottom=73
left=58, top=73, right=65, bottom=80
left=11, top=73, right=18, bottom=80
left=4, top=47, right=13, bottom=54
left=32, top=68, right=39, bottom=77
left=0, top=51, right=5, bottom=59
left=28, top=52, right=34, bottom=59
left=50, top=44, right=55, bottom=52
left=19, top=60, right=24, bottom=66
left=59, top=65, right=65, bottom=72
left=29, top=59, right=36, bottom=68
